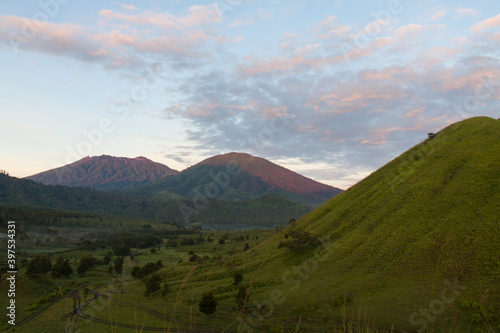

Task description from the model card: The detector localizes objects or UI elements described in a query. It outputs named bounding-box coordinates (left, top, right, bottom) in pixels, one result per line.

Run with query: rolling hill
left=129, top=152, right=342, bottom=207
left=211, top=116, right=500, bottom=330
left=25, top=155, right=178, bottom=191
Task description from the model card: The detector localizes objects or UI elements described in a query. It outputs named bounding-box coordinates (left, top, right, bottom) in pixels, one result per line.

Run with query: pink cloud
left=426, top=7, right=448, bottom=22
left=98, top=9, right=176, bottom=29
left=455, top=8, right=480, bottom=18
left=472, top=13, right=500, bottom=33
left=177, top=5, right=221, bottom=27
left=122, top=4, right=137, bottom=11
left=393, top=24, right=423, bottom=39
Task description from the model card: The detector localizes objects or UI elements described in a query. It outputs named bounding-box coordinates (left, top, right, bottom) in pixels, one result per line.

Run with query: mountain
left=129, top=152, right=342, bottom=207
left=0, top=172, right=155, bottom=217
left=220, top=117, right=500, bottom=330
left=25, top=155, right=178, bottom=191
left=0, top=173, right=308, bottom=227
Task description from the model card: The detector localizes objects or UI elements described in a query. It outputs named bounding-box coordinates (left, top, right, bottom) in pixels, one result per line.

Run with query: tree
left=77, top=255, right=97, bottom=276
left=113, top=243, right=131, bottom=256
left=144, top=273, right=162, bottom=296
left=103, top=251, right=113, bottom=265
left=26, top=254, right=52, bottom=278
left=218, top=238, right=225, bottom=245
left=236, top=286, right=248, bottom=310
left=233, top=272, right=243, bottom=285
left=161, top=282, right=170, bottom=297
left=243, top=243, right=250, bottom=251
left=278, top=230, right=321, bottom=253
left=114, top=256, right=124, bottom=275
left=108, top=264, right=114, bottom=275
left=52, top=255, right=73, bottom=278
left=199, top=292, right=217, bottom=314
left=166, top=239, right=177, bottom=248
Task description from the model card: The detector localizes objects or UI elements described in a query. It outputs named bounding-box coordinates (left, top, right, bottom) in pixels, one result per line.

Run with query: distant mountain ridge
left=129, top=152, right=342, bottom=207
left=0, top=173, right=309, bottom=227
left=26, top=155, right=179, bottom=191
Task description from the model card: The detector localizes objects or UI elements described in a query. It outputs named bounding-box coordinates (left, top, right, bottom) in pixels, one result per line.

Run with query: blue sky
left=1, top=0, right=499, bottom=189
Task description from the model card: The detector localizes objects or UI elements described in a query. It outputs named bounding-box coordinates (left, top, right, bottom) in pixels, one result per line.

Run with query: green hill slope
left=215, top=117, right=500, bottom=331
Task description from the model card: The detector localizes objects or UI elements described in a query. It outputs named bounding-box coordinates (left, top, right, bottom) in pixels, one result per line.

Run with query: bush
left=131, top=260, right=162, bottom=279
left=103, top=251, right=113, bottom=265
left=161, top=282, right=169, bottom=297
left=77, top=255, right=97, bottom=276
left=51, top=255, right=73, bottom=278
left=114, top=256, right=124, bottom=275
left=218, top=239, right=225, bottom=245
left=180, top=237, right=195, bottom=246
left=26, top=254, right=52, bottom=278
left=144, top=273, right=162, bottom=296
left=113, top=243, right=131, bottom=256
left=236, top=286, right=248, bottom=310
left=166, top=239, right=177, bottom=248
left=278, top=230, right=321, bottom=253
left=199, top=292, right=217, bottom=314
left=233, top=272, right=243, bottom=285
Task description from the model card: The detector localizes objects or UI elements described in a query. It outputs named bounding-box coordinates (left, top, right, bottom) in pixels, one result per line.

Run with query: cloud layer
left=1, top=3, right=499, bottom=187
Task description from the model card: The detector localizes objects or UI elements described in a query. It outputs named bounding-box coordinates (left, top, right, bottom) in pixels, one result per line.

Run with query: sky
left=0, top=0, right=499, bottom=189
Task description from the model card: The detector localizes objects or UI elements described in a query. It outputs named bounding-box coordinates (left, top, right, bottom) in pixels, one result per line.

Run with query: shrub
left=144, top=273, right=162, bottom=296
left=26, top=254, right=52, bottom=278
left=113, top=256, right=124, bottom=275
left=161, top=282, right=169, bottom=297
left=166, top=239, right=178, bottom=248
left=236, top=286, right=248, bottom=310
left=113, top=243, right=131, bottom=256
left=51, top=255, right=73, bottom=278
left=77, top=255, right=97, bottom=276
left=278, top=230, right=321, bottom=253
left=199, top=292, right=217, bottom=314
left=233, top=272, right=243, bottom=285
left=131, top=260, right=162, bottom=279
left=103, top=251, right=113, bottom=265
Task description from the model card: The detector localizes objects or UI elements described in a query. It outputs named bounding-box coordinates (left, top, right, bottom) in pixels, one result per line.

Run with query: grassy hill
left=2, top=117, right=498, bottom=332
left=206, top=116, right=500, bottom=331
